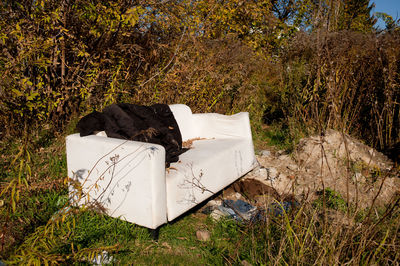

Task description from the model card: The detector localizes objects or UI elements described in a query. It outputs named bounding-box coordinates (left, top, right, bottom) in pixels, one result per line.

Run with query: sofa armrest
left=66, top=133, right=167, bottom=229
left=169, top=104, right=196, bottom=141
left=191, top=112, right=252, bottom=139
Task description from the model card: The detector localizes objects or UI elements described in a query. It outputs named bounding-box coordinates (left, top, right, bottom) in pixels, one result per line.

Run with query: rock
left=210, top=209, right=226, bottom=221
left=254, top=194, right=275, bottom=207
left=258, top=167, right=269, bottom=179
left=260, top=150, right=271, bottom=157
left=267, top=167, right=279, bottom=180
left=222, top=186, right=245, bottom=201
left=233, top=192, right=242, bottom=199
left=196, top=230, right=211, bottom=241
left=208, top=199, right=222, bottom=207
left=354, top=172, right=366, bottom=183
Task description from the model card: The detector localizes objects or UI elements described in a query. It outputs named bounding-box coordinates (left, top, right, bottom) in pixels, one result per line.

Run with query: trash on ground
left=89, top=251, right=114, bottom=265
left=49, top=206, right=72, bottom=222
left=204, top=198, right=298, bottom=223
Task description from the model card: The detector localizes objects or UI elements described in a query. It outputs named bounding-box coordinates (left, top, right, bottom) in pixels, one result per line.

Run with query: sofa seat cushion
left=166, top=137, right=256, bottom=221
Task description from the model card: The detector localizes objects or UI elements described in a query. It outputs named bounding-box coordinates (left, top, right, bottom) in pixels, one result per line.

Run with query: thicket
left=282, top=30, right=400, bottom=151
left=0, top=0, right=280, bottom=136
left=1, top=0, right=399, bottom=151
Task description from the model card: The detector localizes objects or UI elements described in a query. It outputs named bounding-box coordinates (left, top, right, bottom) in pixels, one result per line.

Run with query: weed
left=253, top=121, right=305, bottom=153
left=314, top=188, right=348, bottom=212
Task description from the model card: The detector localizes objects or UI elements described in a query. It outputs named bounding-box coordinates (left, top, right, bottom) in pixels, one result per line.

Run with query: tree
left=271, top=0, right=296, bottom=22
left=376, top=12, right=400, bottom=32
left=288, top=0, right=376, bottom=32
left=337, top=0, right=376, bottom=32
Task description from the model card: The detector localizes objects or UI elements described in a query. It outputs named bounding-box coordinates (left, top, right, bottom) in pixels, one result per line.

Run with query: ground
left=1, top=129, right=399, bottom=264
left=246, top=129, right=399, bottom=208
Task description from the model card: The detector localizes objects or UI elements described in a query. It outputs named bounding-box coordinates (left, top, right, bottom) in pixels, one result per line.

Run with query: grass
left=1, top=129, right=399, bottom=265
left=252, top=120, right=307, bottom=153
left=314, top=188, right=348, bottom=212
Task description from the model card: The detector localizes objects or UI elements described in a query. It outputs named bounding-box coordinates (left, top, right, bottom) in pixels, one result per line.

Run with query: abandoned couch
left=66, top=104, right=257, bottom=229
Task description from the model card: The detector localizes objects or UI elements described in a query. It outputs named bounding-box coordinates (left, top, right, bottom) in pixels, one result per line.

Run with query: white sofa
left=66, top=104, right=257, bottom=229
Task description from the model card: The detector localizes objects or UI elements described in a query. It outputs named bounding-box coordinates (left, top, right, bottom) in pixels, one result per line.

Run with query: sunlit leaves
left=376, top=12, right=400, bottom=31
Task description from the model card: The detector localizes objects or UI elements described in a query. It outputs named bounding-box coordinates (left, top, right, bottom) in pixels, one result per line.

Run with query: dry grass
left=281, top=30, right=400, bottom=154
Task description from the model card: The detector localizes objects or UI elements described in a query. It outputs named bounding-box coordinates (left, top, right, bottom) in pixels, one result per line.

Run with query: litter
left=222, top=199, right=258, bottom=221
left=268, top=201, right=299, bottom=216
left=204, top=198, right=298, bottom=222
left=89, top=251, right=114, bottom=265
left=49, top=206, right=72, bottom=222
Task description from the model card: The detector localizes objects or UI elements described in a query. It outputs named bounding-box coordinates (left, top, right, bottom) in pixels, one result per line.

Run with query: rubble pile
left=246, top=129, right=399, bottom=208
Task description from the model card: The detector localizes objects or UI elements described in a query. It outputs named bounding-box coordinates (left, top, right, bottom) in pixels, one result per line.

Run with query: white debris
left=260, top=150, right=271, bottom=157
left=90, top=251, right=114, bottom=265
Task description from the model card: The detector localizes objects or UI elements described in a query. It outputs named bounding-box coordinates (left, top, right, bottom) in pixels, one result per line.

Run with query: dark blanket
left=76, top=103, right=185, bottom=167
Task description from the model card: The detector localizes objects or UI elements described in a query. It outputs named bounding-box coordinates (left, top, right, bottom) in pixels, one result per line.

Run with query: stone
left=267, top=167, right=279, bottom=180
left=260, top=150, right=271, bottom=157
left=210, top=209, right=226, bottom=221
left=258, top=167, right=269, bottom=178
left=90, top=251, right=113, bottom=265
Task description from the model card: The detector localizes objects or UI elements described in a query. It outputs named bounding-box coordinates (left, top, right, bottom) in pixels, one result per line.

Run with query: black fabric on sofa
left=76, top=103, right=185, bottom=167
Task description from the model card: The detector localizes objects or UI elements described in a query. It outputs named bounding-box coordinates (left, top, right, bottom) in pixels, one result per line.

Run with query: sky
left=372, top=0, right=400, bottom=29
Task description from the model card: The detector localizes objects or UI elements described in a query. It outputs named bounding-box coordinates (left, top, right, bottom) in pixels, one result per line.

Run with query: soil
left=235, top=129, right=399, bottom=208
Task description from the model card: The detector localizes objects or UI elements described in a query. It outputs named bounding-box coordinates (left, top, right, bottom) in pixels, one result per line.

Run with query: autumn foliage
left=0, top=0, right=399, bottom=151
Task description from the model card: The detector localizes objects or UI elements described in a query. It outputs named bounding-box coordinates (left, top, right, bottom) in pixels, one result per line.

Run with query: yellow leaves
left=122, top=6, right=143, bottom=27
left=26, top=92, right=39, bottom=101
left=77, top=50, right=90, bottom=58
left=2, top=170, right=28, bottom=213
left=186, top=0, right=274, bottom=50
left=0, top=32, right=7, bottom=44
left=38, top=0, right=45, bottom=9
left=89, top=28, right=101, bottom=38
left=11, top=184, right=16, bottom=212
left=12, top=89, right=24, bottom=97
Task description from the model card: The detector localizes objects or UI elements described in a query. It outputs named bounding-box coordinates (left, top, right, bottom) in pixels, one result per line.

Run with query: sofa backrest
left=169, top=104, right=196, bottom=141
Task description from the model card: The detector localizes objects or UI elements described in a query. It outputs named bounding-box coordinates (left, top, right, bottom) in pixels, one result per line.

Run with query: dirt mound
left=245, top=129, right=399, bottom=208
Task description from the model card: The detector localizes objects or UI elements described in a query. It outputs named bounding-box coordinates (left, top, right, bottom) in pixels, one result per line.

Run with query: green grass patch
left=314, top=188, right=348, bottom=212
left=253, top=122, right=306, bottom=153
